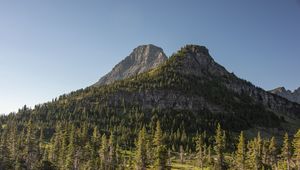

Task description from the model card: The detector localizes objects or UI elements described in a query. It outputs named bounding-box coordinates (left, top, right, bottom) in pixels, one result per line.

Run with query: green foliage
left=214, top=123, right=226, bottom=170
left=135, top=127, right=147, bottom=170
left=281, top=132, right=291, bottom=170
left=153, top=121, right=167, bottom=170
left=293, top=129, right=300, bottom=169
left=235, top=131, right=246, bottom=170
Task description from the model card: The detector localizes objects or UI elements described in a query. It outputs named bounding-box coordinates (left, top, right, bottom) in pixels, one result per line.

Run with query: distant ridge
left=270, top=86, right=300, bottom=104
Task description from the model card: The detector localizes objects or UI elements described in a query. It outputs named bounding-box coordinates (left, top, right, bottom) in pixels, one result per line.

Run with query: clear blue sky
left=1, top=0, right=300, bottom=114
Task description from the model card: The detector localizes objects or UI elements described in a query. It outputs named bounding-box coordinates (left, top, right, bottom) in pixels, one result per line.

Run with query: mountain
left=89, top=45, right=299, bottom=132
left=1, top=44, right=300, bottom=169
left=94, top=44, right=167, bottom=86
left=6, top=44, right=299, bottom=134
left=270, top=87, right=300, bottom=104
left=16, top=44, right=298, bottom=133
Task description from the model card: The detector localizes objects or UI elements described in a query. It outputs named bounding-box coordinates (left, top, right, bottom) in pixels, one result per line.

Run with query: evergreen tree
left=261, top=139, right=269, bottom=165
left=153, top=121, right=167, bottom=170
left=281, top=133, right=291, bottom=170
left=293, top=129, right=300, bottom=170
left=65, top=125, right=76, bottom=169
left=24, top=120, right=39, bottom=169
left=268, top=136, right=277, bottom=168
left=135, top=127, right=147, bottom=170
left=214, top=123, right=226, bottom=170
left=90, top=126, right=100, bottom=169
left=108, top=132, right=117, bottom=169
left=235, top=131, right=246, bottom=170
left=246, top=132, right=262, bottom=170
left=0, top=131, right=13, bottom=169
left=207, top=145, right=213, bottom=167
left=100, top=134, right=108, bottom=169
left=196, top=133, right=205, bottom=169
left=49, top=124, right=61, bottom=164
left=153, top=121, right=163, bottom=147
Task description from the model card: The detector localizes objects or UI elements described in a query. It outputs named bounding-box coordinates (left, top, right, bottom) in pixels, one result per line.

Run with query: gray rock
left=94, top=44, right=167, bottom=86
left=270, top=87, right=300, bottom=104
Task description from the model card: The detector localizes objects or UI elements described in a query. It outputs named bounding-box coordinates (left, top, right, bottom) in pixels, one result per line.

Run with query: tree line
left=1, top=118, right=300, bottom=170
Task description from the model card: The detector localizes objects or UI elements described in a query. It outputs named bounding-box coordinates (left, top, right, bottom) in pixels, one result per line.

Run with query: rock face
left=270, top=87, right=300, bottom=104
left=94, top=44, right=167, bottom=86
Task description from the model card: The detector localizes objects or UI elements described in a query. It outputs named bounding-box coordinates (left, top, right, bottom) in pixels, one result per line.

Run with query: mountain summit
left=270, top=87, right=300, bottom=104
left=94, top=44, right=167, bottom=86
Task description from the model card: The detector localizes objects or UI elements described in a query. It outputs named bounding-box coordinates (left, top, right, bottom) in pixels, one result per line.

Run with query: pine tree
left=49, top=123, right=61, bottom=164
left=65, top=125, right=76, bottom=169
left=214, top=123, right=226, bottom=170
left=196, top=133, right=205, bottom=169
left=261, top=139, right=269, bottom=165
left=0, top=130, right=13, bottom=169
left=281, top=133, right=291, bottom=170
left=135, top=127, right=147, bottom=170
left=153, top=121, right=163, bottom=147
left=207, top=145, right=213, bottom=167
left=246, top=132, right=262, bottom=170
left=153, top=121, right=167, bottom=170
left=24, top=120, right=39, bottom=169
left=236, top=131, right=246, bottom=170
left=58, top=130, right=67, bottom=168
left=108, top=132, right=117, bottom=169
left=100, top=134, right=108, bottom=169
left=8, top=124, right=18, bottom=162
left=268, top=136, right=277, bottom=168
left=293, top=129, right=300, bottom=170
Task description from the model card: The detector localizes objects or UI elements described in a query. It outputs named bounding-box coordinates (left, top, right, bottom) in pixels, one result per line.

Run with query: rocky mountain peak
left=271, top=87, right=287, bottom=93
left=270, top=86, right=300, bottom=104
left=94, top=44, right=167, bottom=86
left=173, top=45, right=229, bottom=77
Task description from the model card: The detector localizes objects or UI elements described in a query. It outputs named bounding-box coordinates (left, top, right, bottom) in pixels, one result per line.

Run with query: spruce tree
left=214, top=123, right=225, bottom=170
left=65, top=124, right=76, bottom=170
left=196, top=133, right=205, bottom=169
left=281, top=133, right=291, bottom=170
left=0, top=131, right=13, bottom=169
left=268, top=136, right=277, bottom=168
left=108, top=132, right=117, bottom=169
left=153, top=121, right=167, bottom=170
left=100, top=134, right=108, bottom=169
left=207, top=145, right=213, bottom=167
left=236, top=131, right=246, bottom=170
left=246, top=132, right=262, bottom=170
left=135, top=127, right=147, bottom=170
left=24, top=120, right=39, bottom=169
left=293, top=129, right=300, bottom=170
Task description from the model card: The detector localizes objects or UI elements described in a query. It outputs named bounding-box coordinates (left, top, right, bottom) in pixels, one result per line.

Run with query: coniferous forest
left=0, top=45, right=300, bottom=170
left=1, top=115, right=300, bottom=170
